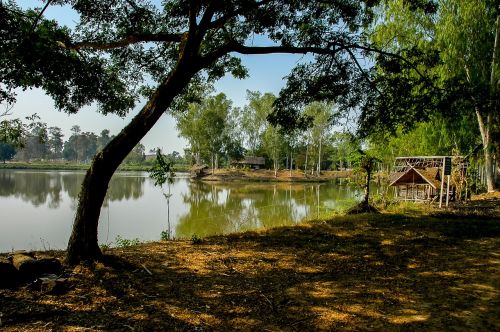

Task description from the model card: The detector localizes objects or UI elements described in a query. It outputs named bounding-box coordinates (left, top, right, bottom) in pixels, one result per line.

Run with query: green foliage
left=175, top=93, right=242, bottom=168
left=191, top=234, right=203, bottom=245
left=115, top=235, right=141, bottom=247
left=160, top=230, right=171, bottom=241
left=241, top=91, right=276, bottom=154
left=0, top=142, right=16, bottom=162
left=48, top=126, right=64, bottom=159
left=367, top=0, right=497, bottom=149
left=97, top=129, right=113, bottom=152
left=62, top=130, right=98, bottom=163
left=0, top=2, right=135, bottom=114
left=330, top=133, right=361, bottom=170
left=262, top=123, right=285, bottom=173
left=148, top=149, right=175, bottom=187
left=302, top=102, right=336, bottom=173
left=368, top=112, right=480, bottom=168
left=123, top=143, right=146, bottom=164
left=0, top=119, right=24, bottom=146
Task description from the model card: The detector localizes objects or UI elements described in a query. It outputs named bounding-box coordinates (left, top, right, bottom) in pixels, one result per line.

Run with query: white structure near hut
left=389, top=156, right=468, bottom=206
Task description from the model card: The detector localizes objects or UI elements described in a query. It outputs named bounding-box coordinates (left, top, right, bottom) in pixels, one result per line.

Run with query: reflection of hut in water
left=190, top=164, right=209, bottom=178
left=389, top=156, right=467, bottom=203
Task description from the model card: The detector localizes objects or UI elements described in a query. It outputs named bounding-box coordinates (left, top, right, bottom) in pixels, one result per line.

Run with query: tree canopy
left=367, top=0, right=499, bottom=191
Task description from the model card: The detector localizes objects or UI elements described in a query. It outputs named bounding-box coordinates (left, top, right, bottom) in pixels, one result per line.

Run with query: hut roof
left=190, top=164, right=209, bottom=172
left=389, top=167, right=441, bottom=189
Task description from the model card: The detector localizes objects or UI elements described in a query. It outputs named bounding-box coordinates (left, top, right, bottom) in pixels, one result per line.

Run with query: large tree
left=0, top=142, right=16, bottom=162
left=240, top=91, right=275, bottom=154
left=48, top=126, right=64, bottom=159
left=303, top=102, right=335, bottom=175
left=177, top=93, right=234, bottom=171
left=1, top=0, right=402, bottom=263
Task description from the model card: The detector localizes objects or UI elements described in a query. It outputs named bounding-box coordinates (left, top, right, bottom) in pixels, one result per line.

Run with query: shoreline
left=196, top=169, right=354, bottom=183
left=1, top=163, right=356, bottom=182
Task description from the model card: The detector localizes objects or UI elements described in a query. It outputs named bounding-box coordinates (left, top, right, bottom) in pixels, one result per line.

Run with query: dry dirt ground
left=1, top=204, right=499, bottom=331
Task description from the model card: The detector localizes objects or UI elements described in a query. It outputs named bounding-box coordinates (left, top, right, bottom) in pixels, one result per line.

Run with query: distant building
left=144, top=153, right=156, bottom=161
left=231, top=156, right=266, bottom=169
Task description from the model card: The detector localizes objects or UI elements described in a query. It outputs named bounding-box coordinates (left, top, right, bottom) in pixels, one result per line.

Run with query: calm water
left=0, top=169, right=367, bottom=252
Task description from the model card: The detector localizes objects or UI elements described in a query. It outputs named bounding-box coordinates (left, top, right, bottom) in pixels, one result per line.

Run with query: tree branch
left=206, top=0, right=274, bottom=31
left=30, top=0, right=53, bottom=33
left=198, top=1, right=217, bottom=31
left=60, top=33, right=182, bottom=50
left=234, top=44, right=338, bottom=55
left=344, top=47, right=383, bottom=95
left=199, top=39, right=436, bottom=92
left=188, top=0, right=198, bottom=32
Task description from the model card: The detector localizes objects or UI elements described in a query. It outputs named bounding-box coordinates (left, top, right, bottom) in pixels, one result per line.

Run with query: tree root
left=346, top=202, right=380, bottom=214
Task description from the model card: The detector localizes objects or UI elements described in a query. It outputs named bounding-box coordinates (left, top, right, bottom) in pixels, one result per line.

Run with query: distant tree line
left=2, top=90, right=483, bottom=174
left=0, top=124, right=153, bottom=165
left=177, top=90, right=484, bottom=175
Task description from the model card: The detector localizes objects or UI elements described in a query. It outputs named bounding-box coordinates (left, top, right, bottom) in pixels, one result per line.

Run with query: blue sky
left=9, top=1, right=308, bottom=153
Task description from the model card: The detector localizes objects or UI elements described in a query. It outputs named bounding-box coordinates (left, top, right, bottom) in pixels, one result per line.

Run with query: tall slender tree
left=241, top=91, right=276, bottom=155
left=48, top=126, right=64, bottom=159
left=304, top=102, right=335, bottom=176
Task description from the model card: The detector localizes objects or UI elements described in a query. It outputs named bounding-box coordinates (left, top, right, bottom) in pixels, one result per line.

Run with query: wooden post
left=439, top=157, right=445, bottom=208
left=446, top=175, right=451, bottom=207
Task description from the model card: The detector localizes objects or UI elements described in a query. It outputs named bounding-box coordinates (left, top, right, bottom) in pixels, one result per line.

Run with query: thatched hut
left=389, top=156, right=467, bottom=203
left=190, top=164, right=209, bottom=178
left=390, top=166, right=442, bottom=201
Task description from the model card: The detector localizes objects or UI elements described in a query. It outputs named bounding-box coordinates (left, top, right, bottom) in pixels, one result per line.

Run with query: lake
left=0, top=169, right=368, bottom=252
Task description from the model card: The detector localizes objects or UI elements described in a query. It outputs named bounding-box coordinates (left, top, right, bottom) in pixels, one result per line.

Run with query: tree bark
left=66, top=60, right=196, bottom=264
left=363, top=167, right=372, bottom=206
left=211, top=154, right=214, bottom=175
left=477, top=109, right=496, bottom=192
left=304, top=140, right=309, bottom=175
left=483, top=13, right=500, bottom=192
left=317, top=136, right=322, bottom=177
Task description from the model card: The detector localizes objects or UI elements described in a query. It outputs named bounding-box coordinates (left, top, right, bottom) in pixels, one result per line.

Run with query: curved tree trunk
left=66, top=61, right=196, bottom=264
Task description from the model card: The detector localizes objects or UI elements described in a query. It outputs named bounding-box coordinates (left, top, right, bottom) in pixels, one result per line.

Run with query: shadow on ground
left=1, top=213, right=499, bottom=331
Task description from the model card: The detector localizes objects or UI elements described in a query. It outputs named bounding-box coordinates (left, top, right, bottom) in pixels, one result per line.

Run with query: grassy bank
left=1, top=200, right=499, bottom=331
left=200, top=168, right=353, bottom=182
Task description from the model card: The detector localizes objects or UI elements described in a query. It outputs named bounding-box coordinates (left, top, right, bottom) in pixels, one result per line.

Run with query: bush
left=115, top=235, right=141, bottom=247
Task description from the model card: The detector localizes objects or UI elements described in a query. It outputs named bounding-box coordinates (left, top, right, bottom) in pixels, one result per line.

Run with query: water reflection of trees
left=175, top=182, right=338, bottom=238
left=0, top=171, right=145, bottom=208
left=0, top=171, right=63, bottom=208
